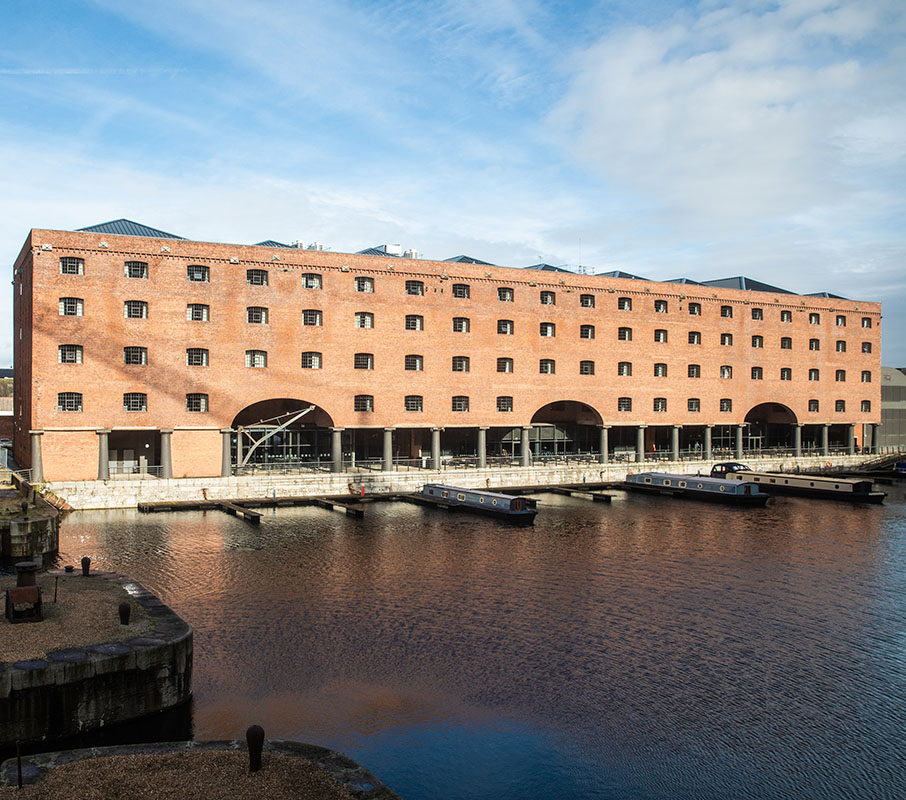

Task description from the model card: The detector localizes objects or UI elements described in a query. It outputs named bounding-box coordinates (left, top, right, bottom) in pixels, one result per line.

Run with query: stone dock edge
left=0, top=739, right=402, bottom=799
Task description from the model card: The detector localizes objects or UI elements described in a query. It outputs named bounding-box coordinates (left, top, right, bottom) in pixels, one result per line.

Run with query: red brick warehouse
left=12, top=220, right=882, bottom=482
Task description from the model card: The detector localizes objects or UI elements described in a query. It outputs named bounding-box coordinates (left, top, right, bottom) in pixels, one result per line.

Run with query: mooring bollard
left=118, top=602, right=131, bottom=625
left=64, top=565, right=74, bottom=573
left=81, top=556, right=91, bottom=576
left=246, top=724, right=265, bottom=772
left=21, top=501, right=27, bottom=519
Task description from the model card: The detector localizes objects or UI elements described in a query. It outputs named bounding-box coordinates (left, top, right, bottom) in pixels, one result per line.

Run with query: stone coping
left=0, top=739, right=401, bottom=799
left=0, top=572, right=189, bottom=682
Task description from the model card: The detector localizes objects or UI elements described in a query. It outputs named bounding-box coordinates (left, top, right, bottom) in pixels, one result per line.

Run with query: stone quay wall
left=0, top=574, right=192, bottom=748
left=46, top=454, right=866, bottom=510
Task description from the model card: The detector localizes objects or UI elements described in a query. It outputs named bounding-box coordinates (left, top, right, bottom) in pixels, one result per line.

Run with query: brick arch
left=744, top=402, right=798, bottom=426
left=230, top=398, right=335, bottom=429
left=531, top=400, right=604, bottom=426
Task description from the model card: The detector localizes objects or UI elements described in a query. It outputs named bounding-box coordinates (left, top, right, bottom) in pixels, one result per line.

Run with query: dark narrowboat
left=710, top=462, right=886, bottom=504
left=624, top=472, right=769, bottom=506
left=413, top=484, right=538, bottom=524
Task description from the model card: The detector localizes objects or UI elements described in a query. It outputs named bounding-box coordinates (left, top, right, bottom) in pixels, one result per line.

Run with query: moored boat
left=624, top=472, right=769, bottom=506
left=710, top=462, right=886, bottom=504
left=412, top=484, right=538, bottom=524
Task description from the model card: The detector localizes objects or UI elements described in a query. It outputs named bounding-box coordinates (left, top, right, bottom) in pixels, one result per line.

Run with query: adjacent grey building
left=879, top=367, right=906, bottom=449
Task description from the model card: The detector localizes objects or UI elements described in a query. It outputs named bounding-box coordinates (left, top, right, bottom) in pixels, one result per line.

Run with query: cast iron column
left=97, top=429, right=110, bottom=480
left=847, top=424, right=855, bottom=455
left=672, top=425, right=681, bottom=462
left=478, top=427, right=488, bottom=469
left=821, top=424, right=830, bottom=457
left=383, top=428, right=394, bottom=471
left=704, top=425, right=713, bottom=461
left=793, top=424, right=802, bottom=458
left=159, top=429, right=173, bottom=479
left=221, top=429, right=232, bottom=477
left=735, top=425, right=744, bottom=460
left=331, top=427, right=344, bottom=473
left=598, top=426, right=609, bottom=465
left=636, top=425, right=645, bottom=463
left=871, top=423, right=880, bottom=454
left=30, top=430, right=44, bottom=483
left=431, top=428, right=442, bottom=470
left=521, top=426, right=531, bottom=467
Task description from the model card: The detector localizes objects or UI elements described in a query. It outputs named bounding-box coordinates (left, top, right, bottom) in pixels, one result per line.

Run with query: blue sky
left=2, top=0, right=904, bottom=366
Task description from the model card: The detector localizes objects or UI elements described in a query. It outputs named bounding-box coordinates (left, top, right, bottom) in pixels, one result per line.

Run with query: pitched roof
left=444, top=255, right=496, bottom=265
left=663, top=277, right=704, bottom=285
left=523, top=263, right=574, bottom=273
left=598, top=270, right=649, bottom=281
left=356, top=247, right=399, bottom=257
left=76, top=219, right=185, bottom=239
left=253, top=240, right=291, bottom=248
left=702, top=276, right=794, bottom=294
left=805, top=291, right=849, bottom=300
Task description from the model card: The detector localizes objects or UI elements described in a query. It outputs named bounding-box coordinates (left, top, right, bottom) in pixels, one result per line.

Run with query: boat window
left=644, top=478, right=652, bottom=484
left=663, top=480, right=671, bottom=486
left=696, top=483, right=703, bottom=489
left=492, top=499, right=498, bottom=506
left=679, top=481, right=687, bottom=488
left=457, top=493, right=465, bottom=501
left=441, top=491, right=448, bottom=498
left=719, top=486, right=725, bottom=492
left=479, top=497, right=484, bottom=503
left=513, top=499, right=522, bottom=510
left=428, top=489, right=434, bottom=495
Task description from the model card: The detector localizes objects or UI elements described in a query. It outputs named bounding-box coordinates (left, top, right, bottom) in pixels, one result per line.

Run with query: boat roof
left=629, top=472, right=756, bottom=486
left=422, top=483, right=524, bottom=501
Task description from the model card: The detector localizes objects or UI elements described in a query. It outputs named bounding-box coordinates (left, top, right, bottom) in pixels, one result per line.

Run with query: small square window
left=124, top=346, right=148, bottom=365
left=355, top=395, right=374, bottom=412
left=580, top=325, right=595, bottom=339
left=540, top=291, right=556, bottom=305
left=123, top=392, right=147, bottom=412
left=245, top=350, right=267, bottom=368
left=539, top=359, right=556, bottom=374
left=302, top=351, right=322, bottom=369
left=809, top=313, right=820, bottom=324
left=579, top=360, right=595, bottom=375
left=497, top=396, right=513, bottom=412
left=688, top=398, right=700, bottom=412
left=836, top=315, right=846, bottom=327
left=781, top=310, right=792, bottom=322
left=862, top=317, right=872, bottom=328
left=302, top=273, right=322, bottom=289
left=540, top=322, right=556, bottom=337
left=247, top=269, right=268, bottom=286
left=405, top=354, right=423, bottom=371
left=720, top=398, right=733, bottom=412
left=809, top=399, right=819, bottom=412
left=59, top=297, right=84, bottom=316
left=836, top=340, right=847, bottom=353
left=497, top=357, right=514, bottom=373
left=580, top=294, right=595, bottom=308
left=405, top=314, right=423, bottom=330
left=618, top=327, right=632, bottom=341
left=654, top=329, right=667, bottom=343
left=355, top=311, right=374, bottom=328
left=688, top=331, right=701, bottom=344
left=653, top=397, right=667, bottom=412
left=780, top=368, right=792, bottom=381
left=751, top=367, right=763, bottom=380
left=57, top=392, right=83, bottom=412
left=654, top=299, right=668, bottom=313
left=452, top=283, right=470, bottom=299
left=835, top=400, right=846, bottom=412
left=187, top=303, right=209, bottom=321
left=187, top=264, right=209, bottom=282
left=125, top=261, right=148, bottom=279
left=720, top=305, right=733, bottom=318
left=752, top=335, right=763, bottom=348
left=186, top=393, right=209, bottom=412
left=688, top=302, right=700, bottom=316
left=405, top=395, right=423, bottom=412
left=862, top=342, right=872, bottom=353
left=497, top=319, right=514, bottom=335
left=124, top=300, right=147, bottom=319
left=453, top=317, right=470, bottom=333
left=452, top=395, right=469, bottom=412
left=356, top=276, right=374, bottom=293
left=498, top=287, right=514, bottom=302
left=836, top=370, right=846, bottom=382
left=721, top=333, right=733, bottom=346
left=861, top=370, right=871, bottom=383
left=302, top=309, right=322, bottom=326
left=861, top=400, right=871, bottom=412
left=618, top=362, right=632, bottom=376
left=618, top=297, right=633, bottom=311
left=781, top=337, right=792, bottom=350
left=247, top=306, right=268, bottom=324
left=751, top=308, right=763, bottom=320
left=809, top=339, right=820, bottom=351
left=354, top=353, right=374, bottom=370
left=60, top=257, right=84, bottom=275
left=452, top=356, right=470, bottom=372
left=654, top=363, right=667, bottom=377
left=406, top=280, right=424, bottom=296
left=58, top=344, right=82, bottom=364
left=688, top=364, right=700, bottom=378
left=809, top=368, right=820, bottom=381
left=720, top=365, right=733, bottom=379
left=618, top=397, right=632, bottom=412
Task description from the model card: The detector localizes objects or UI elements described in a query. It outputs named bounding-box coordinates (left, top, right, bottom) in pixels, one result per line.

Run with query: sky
left=1, top=0, right=904, bottom=367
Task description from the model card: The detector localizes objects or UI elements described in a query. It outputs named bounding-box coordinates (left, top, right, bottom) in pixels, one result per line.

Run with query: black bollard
left=64, top=565, right=74, bottom=573
left=21, top=501, right=27, bottom=519
left=246, top=725, right=265, bottom=772
left=81, top=556, right=91, bottom=577
left=118, top=602, right=131, bottom=625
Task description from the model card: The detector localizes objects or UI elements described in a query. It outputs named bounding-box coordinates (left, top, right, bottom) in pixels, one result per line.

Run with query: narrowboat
left=413, top=484, right=538, bottom=524
left=710, top=462, right=886, bottom=504
left=624, top=472, right=769, bottom=506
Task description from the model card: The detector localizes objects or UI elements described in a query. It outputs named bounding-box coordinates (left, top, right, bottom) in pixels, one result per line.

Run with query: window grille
left=187, top=264, right=209, bottom=282
left=405, top=314, right=423, bottom=330
left=301, top=351, right=322, bottom=369
left=355, top=276, right=374, bottom=293
left=59, top=297, right=83, bottom=316
left=355, top=311, right=374, bottom=328
left=406, top=280, right=424, bottom=296
left=58, top=344, right=82, bottom=363
left=186, top=348, right=208, bottom=366
left=247, top=306, right=268, bottom=324
left=405, top=354, right=423, bottom=371
left=124, top=346, right=148, bottom=365
left=247, top=269, right=268, bottom=286
left=497, top=358, right=513, bottom=373
left=124, top=300, right=147, bottom=319
left=354, top=353, right=374, bottom=370
left=302, top=273, right=322, bottom=289
left=57, top=392, right=82, bottom=412
left=245, top=350, right=267, bottom=368
left=60, top=257, right=84, bottom=275
left=452, top=284, right=470, bottom=299
left=186, top=393, right=209, bottom=412
left=452, top=396, right=469, bottom=412
left=405, top=395, right=423, bottom=412
left=187, top=303, right=209, bottom=321
left=123, top=392, right=147, bottom=412
left=124, top=261, right=148, bottom=279
left=354, top=395, right=374, bottom=411
left=497, top=396, right=513, bottom=412
left=302, top=309, right=322, bottom=326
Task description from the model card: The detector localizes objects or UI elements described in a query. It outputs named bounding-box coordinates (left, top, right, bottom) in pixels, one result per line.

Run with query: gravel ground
left=0, top=751, right=354, bottom=799
left=0, top=573, right=154, bottom=662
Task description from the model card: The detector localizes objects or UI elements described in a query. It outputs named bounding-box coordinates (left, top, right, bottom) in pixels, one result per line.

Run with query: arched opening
left=744, top=402, right=798, bottom=452
left=521, top=401, right=603, bottom=460
left=231, top=398, right=334, bottom=471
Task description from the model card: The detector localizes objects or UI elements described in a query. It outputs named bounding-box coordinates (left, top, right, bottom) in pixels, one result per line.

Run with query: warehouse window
left=654, top=329, right=668, bottom=343
left=809, top=339, right=820, bottom=351
left=654, top=299, right=668, bottom=313
left=246, top=269, right=268, bottom=286
left=836, top=340, right=846, bottom=353
left=301, top=351, right=322, bottom=369
left=497, top=357, right=514, bottom=373
left=540, top=322, right=556, bottom=337
left=405, top=395, right=423, bottom=412
left=861, top=370, right=871, bottom=383
left=861, top=400, right=871, bottom=412
left=452, top=356, right=470, bottom=372
left=721, top=333, right=733, bottom=346
left=809, top=368, right=820, bottom=381
left=354, top=353, right=374, bottom=370
left=751, top=307, right=763, bottom=320
left=405, top=314, right=424, bottom=330
left=186, top=393, right=209, bottom=412
left=187, top=303, right=209, bottom=321
left=688, top=363, right=700, bottom=378
left=654, top=363, right=667, bottom=377
left=57, top=392, right=83, bottom=412
left=59, top=297, right=84, bottom=316
left=618, top=297, right=632, bottom=311
left=302, top=273, right=322, bottom=289
left=187, top=264, right=209, bottom=283
left=618, top=397, right=632, bottom=412
left=780, top=368, right=792, bottom=381
left=862, top=317, right=872, bottom=328
left=540, top=291, right=556, bottom=305
left=752, top=335, right=763, bottom=348
left=835, top=400, right=846, bottom=412
left=720, top=398, right=733, bottom=412
left=302, top=309, right=322, bottom=326
left=579, top=360, right=595, bottom=375
left=453, top=317, right=470, bottom=333
left=721, top=305, right=733, bottom=318
left=653, top=397, right=667, bottom=412
left=123, top=392, right=147, bottom=412
left=247, top=306, right=268, bottom=324
left=60, top=257, right=84, bottom=275
left=452, top=283, right=470, bottom=299
left=498, top=319, right=514, bottom=335
left=58, top=344, right=82, bottom=363
left=452, top=396, right=469, bottom=412
left=720, top=365, right=733, bottom=379
left=688, top=398, right=700, bottom=412
left=124, top=300, right=147, bottom=319
left=354, top=311, right=374, bottom=328
left=618, top=362, right=632, bottom=376
left=125, top=261, right=148, bottom=279
left=862, top=342, right=872, bottom=353
left=780, top=337, right=792, bottom=350
left=124, top=346, right=148, bottom=365
left=355, top=276, right=374, bottom=293
left=245, top=350, right=267, bottom=368
left=781, top=310, right=792, bottom=322
left=836, top=315, right=846, bottom=327
left=497, top=396, right=513, bottom=412
left=405, top=354, right=423, bottom=371
left=688, top=331, right=701, bottom=344
left=618, top=327, right=632, bottom=341
left=751, top=367, right=763, bottom=380
left=580, top=294, right=595, bottom=308
left=688, top=303, right=701, bottom=316
left=580, top=325, right=595, bottom=339
left=406, top=280, right=424, bottom=296
left=186, top=347, right=208, bottom=367
left=355, top=395, right=374, bottom=412
left=809, top=313, right=820, bottom=324
left=539, top=358, right=556, bottom=374
left=498, top=287, right=514, bottom=302
left=808, top=399, right=819, bottom=412
left=836, top=369, right=846, bottom=382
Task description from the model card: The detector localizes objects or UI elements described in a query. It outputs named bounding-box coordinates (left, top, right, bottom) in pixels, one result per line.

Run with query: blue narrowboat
left=710, top=462, right=886, bottom=504
left=415, top=484, right=538, bottom=524
left=624, top=472, right=769, bottom=506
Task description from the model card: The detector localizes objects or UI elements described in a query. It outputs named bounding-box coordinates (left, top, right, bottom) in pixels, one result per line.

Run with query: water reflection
left=55, top=486, right=906, bottom=799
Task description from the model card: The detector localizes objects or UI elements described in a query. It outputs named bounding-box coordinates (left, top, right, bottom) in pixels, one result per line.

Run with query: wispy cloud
left=0, top=68, right=185, bottom=76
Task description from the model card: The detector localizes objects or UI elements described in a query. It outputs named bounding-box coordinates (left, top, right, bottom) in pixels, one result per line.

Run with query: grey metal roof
left=444, top=255, right=497, bottom=266
left=253, top=240, right=291, bottom=248
left=599, top=270, right=649, bottom=281
left=663, top=277, right=704, bottom=285
left=702, top=276, right=794, bottom=294
left=524, top=263, right=574, bottom=273
left=356, top=247, right=399, bottom=257
left=76, top=219, right=185, bottom=239
left=805, top=291, right=849, bottom=300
